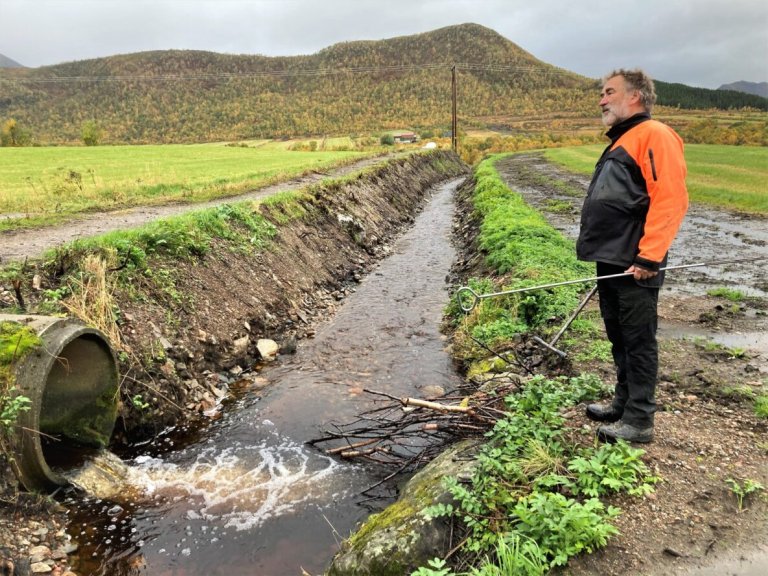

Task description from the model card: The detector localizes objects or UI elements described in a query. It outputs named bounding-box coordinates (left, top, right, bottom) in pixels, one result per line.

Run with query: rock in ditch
left=327, top=439, right=479, bottom=576
left=256, top=338, right=279, bottom=360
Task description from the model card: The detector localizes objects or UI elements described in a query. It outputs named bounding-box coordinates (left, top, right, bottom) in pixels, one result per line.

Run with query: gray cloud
left=1, top=0, right=766, bottom=88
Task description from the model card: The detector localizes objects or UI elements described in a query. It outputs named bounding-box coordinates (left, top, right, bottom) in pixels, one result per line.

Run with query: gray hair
left=605, top=69, right=657, bottom=112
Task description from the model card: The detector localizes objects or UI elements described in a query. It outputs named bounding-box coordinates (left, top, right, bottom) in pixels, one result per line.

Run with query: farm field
left=544, top=144, right=768, bottom=214
left=0, top=140, right=374, bottom=226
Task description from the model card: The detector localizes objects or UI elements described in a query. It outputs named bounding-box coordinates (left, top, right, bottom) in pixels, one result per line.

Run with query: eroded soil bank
left=489, top=152, right=768, bottom=576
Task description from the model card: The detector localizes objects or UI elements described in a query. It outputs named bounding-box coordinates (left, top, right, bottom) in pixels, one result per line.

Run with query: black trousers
left=596, top=262, right=659, bottom=427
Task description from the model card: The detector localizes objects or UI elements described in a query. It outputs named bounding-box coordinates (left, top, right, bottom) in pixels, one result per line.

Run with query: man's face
left=599, top=76, right=637, bottom=127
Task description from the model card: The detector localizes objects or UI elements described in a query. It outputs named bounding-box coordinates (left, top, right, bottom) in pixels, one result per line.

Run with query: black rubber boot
left=586, top=403, right=623, bottom=423
left=597, top=420, right=654, bottom=444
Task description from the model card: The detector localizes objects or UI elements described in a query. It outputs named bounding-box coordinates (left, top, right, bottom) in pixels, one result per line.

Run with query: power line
left=0, top=62, right=585, bottom=84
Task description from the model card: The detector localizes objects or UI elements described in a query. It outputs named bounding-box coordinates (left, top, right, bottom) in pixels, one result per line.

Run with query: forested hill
left=656, top=81, right=767, bottom=110
left=0, top=23, right=764, bottom=144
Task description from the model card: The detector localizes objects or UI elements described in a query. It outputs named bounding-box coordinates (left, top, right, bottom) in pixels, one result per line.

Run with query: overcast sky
left=1, top=0, right=766, bottom=89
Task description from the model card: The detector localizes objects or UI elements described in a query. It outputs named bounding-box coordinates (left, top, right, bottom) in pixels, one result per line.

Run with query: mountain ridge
left=0, top=23, right=765, bottom=144
left=718, top=80, right=768, bottom=98
left=0, top=54, right=23, bottom=68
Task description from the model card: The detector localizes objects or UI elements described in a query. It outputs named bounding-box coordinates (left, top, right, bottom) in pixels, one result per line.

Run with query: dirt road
left=495, top=152, right=768, bottom=576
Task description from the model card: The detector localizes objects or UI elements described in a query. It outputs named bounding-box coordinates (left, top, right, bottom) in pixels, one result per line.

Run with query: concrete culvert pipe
left=1, top=314, right=119, bottom=492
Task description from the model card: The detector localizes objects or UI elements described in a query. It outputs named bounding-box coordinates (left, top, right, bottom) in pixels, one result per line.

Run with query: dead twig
left=308, top=377, right=522, bottom=475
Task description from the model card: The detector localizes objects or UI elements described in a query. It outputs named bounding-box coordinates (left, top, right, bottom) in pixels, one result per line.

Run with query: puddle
left=659, top=320, right=768, bottom=355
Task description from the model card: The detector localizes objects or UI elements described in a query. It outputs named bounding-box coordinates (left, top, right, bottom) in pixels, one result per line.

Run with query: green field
left=544, top=144, right=768, bottom=214
left=0, top=141, right=373, bottom=228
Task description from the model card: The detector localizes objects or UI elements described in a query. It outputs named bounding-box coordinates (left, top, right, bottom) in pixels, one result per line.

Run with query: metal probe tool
left=455, top=256, right=766, bottom=358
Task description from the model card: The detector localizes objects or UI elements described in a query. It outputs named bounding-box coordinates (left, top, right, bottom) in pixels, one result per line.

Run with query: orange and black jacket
left=577, top=113, right=688, bottom=281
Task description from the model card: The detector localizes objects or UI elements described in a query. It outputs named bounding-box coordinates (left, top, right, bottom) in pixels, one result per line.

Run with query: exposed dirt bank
left=489, top=152, right=768, bottom=576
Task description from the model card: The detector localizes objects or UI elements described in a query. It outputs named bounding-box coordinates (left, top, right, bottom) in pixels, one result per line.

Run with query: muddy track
left=495, top=152, right=768, bottom=576
left=0, top=154, right=402, bottom=264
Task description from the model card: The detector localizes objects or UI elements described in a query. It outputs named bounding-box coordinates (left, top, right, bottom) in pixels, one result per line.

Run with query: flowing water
left=61, top=177, right=466, bottom=576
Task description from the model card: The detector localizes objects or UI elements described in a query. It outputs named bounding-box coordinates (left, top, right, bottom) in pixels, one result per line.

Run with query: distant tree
left=380, top=133, right=394, bottom=145
left=81, top=120, right=103, bottom=146
left=1, top=118, right=32, bottom=147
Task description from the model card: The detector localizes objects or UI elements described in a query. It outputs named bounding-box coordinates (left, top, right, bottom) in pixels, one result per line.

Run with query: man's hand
left=626, top=264, right=658, bottom=281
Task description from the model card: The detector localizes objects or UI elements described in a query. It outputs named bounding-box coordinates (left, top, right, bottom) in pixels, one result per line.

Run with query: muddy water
left=62, top=178, right=465, bottom=576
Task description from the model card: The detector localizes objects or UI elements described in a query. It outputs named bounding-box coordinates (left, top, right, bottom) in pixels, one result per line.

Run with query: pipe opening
left=40, top=333, right=119, bottom=450
left=2, top=315, right=119, bottom=492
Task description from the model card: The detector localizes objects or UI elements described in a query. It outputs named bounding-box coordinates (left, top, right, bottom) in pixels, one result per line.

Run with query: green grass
left=544, top=144, right=768, bottom=214
left=707, top=287, right=746, bottom=301
left=0, top=141, right=372, bottom=228
left=447, top=154, right=593, bottom=365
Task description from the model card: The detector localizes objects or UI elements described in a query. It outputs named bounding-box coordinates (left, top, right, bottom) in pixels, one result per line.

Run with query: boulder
left=326, top=440, right=478, bottom=576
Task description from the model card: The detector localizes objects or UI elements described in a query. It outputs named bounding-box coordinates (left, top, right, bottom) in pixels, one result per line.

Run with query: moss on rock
left=327, top=439, right=479, bottom=576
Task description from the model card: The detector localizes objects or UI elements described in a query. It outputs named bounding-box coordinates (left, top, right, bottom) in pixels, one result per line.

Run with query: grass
left=0, top=140, right=373, bottom=229
left=707, top=287, right=746, bottom=301
left=544, top=144, right=768, bottom=214
left=446, top=154, right=594, bottom=367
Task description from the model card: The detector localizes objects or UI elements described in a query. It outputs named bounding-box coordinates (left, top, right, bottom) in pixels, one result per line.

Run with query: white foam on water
left=126, top=426, right=347, bottom=531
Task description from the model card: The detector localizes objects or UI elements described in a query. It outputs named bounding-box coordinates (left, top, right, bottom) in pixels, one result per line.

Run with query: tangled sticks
left=307, top=374, right=523, bottom=489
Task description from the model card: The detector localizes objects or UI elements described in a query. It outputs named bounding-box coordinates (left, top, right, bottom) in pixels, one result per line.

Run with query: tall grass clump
left=448, top=155, right=592, bottom=363
left=60, top=254, right=123, bottom=349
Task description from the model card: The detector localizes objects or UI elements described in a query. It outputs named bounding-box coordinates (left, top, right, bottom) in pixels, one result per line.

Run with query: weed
left=543, top=199, right=574, bottom=214
left=566, top=441, right=659, bottom=497
left=755, top=395, right=768, bottom=419
left=61, top=254, right=122, bottom=350
left=721, top=385, right=756, bottom=400
left=422, top=374, right=642, bottom=571
left=411, top=558, right=452, bottom=576
left=412, top=536, right=547, bottom=576
left=725, top=477, right=765, bottom=511
left=692, top=337, right=746, bottom=358
left=513, top=492, right=620, bottom=567
left=708, top=287, right=749, bottom=302
left=572, top=340, right=613, bottom=362
left=131, top=394, right=151, bottom=411
left=471, top=534, right=547, bottom=576
left=0, top=391, right=32, bottom=430
left=0, top=321, right=38, bottom=441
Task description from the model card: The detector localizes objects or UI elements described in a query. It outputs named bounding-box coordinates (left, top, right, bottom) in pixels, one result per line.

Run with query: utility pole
left=451, top=64, right=457, bottom=152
